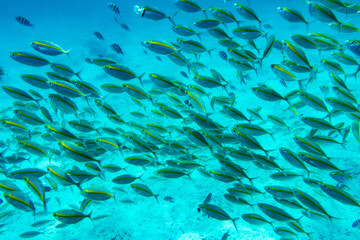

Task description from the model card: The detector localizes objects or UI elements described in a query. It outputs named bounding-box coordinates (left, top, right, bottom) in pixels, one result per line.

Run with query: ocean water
left=1, top=0, right=360, bottom=239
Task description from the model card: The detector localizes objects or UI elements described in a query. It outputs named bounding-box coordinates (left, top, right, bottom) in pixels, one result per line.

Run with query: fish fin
left=64, top=49, right=72, bottom=61
left=75, top=70, right=82, bottom=80
left=196, top=32, right=203, bottom=41
left=138, top=72, right=146, bottom=87
left=154, top=194, right=160, bottom=204
left=168, top=11, right=178, bottom=25
left=232, top=217, right=239, bottom=231
left=203, top=193, right=212, bottom=204
left=202, top=9, right=208, bottom=18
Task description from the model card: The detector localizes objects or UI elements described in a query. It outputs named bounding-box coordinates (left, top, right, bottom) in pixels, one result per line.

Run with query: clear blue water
left=1, top=0, right=360, bottom=239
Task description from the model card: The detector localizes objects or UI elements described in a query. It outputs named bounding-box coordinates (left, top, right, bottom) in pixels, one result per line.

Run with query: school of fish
left=2, top=0, right=360, bottom=239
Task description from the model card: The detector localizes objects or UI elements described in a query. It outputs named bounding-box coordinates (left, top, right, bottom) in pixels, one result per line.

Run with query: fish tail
left=98, top=171, right=106, bottom=181
left=250, top=204, right=256, bottom=211
left=76, top=182, right=83, bottom=191
left=328, top=213, right=342, bottom=224
left=196, top=32, right=202, bottom=41
left=254, top=67, right=258, bottom=78
left=138, top=72, right=146, bottom=87
left=202, top=9, right=208, bottom=18
left=65, top=49, right=72, bottom=61
left=168, top=11, right=178, bottom=25
left=352, top=65, right=360, bottom=82
left=232, top=217, right=239, bottom=231
left=207, top=48, right=214, bottom=59
left=154, top=194, right=160, bottom=204
left=75, top=70, right=82, bottom=80
left=88, top=210, right=95, bottom=225
left=138, top=172, right=145, bottom=181
left=318, top=48, right=322, bottom=58
left=223, top=83, right=229, bottom=97
left=269, top=221, right=275, bottom=229
left=44, top=197, right=50, bottom=212
left=186, top=171, right=193, bottom=180
left=307, top=232, right=316, bottom=240
left=269, top=133, right=276, bottom=143
left=248, top=176, right=258, bottom=186
left=259, top=58, right=263, bottom=70
left=34, top=98, right=41, bottom=108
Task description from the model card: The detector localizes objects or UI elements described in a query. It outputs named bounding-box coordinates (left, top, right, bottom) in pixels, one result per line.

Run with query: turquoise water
left=1, top=0, right=360, bottom=239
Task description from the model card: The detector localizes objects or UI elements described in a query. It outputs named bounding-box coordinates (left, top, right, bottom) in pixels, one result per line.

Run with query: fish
left=53, top=209, right=93, bottom=224
left=172, top=0, right=206, bottom=16
left=81, top=187, right=113, bottom=201
left=141, top=40, right=177, bottom=55
left=4, top=191, right=35, bottom=214
left=24, top=177, right=47, bottom=210
left=50, top=63, right=81, bottom=79
left=320, top=183, right=360, bottom=207
left=110, top=43, right=125, bottom=55
left=155, top=168, right=190, bottom=178
left=9, top=52, right=50, bottom=67
left=234, top=3, right=261, bottom=27
left=353, top=219, right=360, bottom=229
left=120, top=23, right=130, bottom=31
left=218, top=50, right=228, bottom=61
left=277, top=7, right=309, bottom=31
left=329, top=22, right=360, bottom=33
left=307, top=2, right=342, bottom=32
left=241, top=213, right=274, bottom=227
left=180, top=71, right=188, bottom=78
left=134, top=5, right=176, bottom=25
left=19, top=231, right=44, bottom=238
left=194, top=19, right=223, bottom=29
left=293, top=189, right=336, bottom=221
left=107, top=3, right=120, bottom=14
left=198, top=203, right=238, bottom=230
left=58, top=140, right=99, bottom=163
left=93, top=31, right=104, bottom=40
left=258, top=203, right=300, bottom=222
left=345, top=40, right=360, bottom=56
left=18, top=140, right=50, bottom=159
left=7, top=168, right=47, bottom=180
left=171, top=25, right=202, bottom=40
left=31, top=40, right=71, bottom=58
left=103, top=64, right=144, bottom=83
left=130, top=183, right=159, bottom=203
left=207, top=27, right=232, bottom=39
left=209, top=7, right=239, bottom=25
left=282, top=40, right=312, bottom=70
left=15, top=16, right=34, bottom=27
left=232, top=26, right=266, bottom=40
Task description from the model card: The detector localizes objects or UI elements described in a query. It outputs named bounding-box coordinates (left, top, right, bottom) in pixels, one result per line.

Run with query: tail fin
left=75, top=70, right=82, bottom=80
left=196, top=32, right=203, bottom=41
left=64, top=49, right=72, bottom=61
left=168, top=11, right=178, bottom=25
left=138, top=72, right=146, bottom=87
